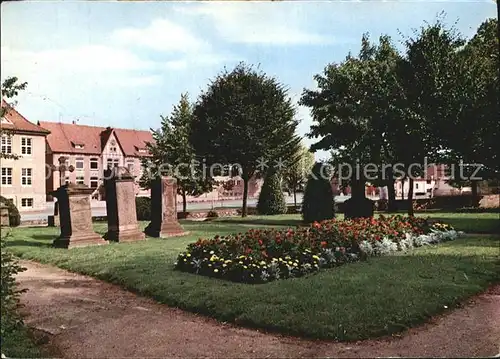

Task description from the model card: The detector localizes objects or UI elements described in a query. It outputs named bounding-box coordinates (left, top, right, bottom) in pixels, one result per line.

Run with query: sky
left=1, top=0, right=497, bottom=160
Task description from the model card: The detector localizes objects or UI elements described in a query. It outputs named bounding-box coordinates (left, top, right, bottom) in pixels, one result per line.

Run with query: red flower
left=258, top=239, right=263, bottom=246
left=320, top=241, right=328, bottom=248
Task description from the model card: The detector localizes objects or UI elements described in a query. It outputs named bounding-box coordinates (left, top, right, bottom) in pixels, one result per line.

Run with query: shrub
left=0, top=196, right=20, bottom=227
left=206, top=210, right=219, bottom=219
left=257, top=170, right=287, bottom=215
left=302, top=163, right=335, bottom=223
left=1, top=231, right=27, bottom=342
left=175, top=215, right=460, bottom=284
left=135, top=197, right=151, bottom=221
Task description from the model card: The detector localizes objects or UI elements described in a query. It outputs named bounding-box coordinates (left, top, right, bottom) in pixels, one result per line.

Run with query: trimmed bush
left=135, top=197, right=151, bottom=221
left=257, top=170, right=287, bottom=215
left=0, top=196, right=20, bottom=227
left=302, top=163, right=335, bottom=223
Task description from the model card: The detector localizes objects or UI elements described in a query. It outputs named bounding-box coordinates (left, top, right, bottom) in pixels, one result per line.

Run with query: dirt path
left=17, top=260, right=500, bottom=358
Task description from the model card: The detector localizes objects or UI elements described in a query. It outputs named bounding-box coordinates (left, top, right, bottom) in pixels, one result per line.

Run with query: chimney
left=72, top=120, right=76, bottom=125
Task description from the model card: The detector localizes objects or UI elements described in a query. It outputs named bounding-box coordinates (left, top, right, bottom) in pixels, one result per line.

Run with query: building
left=38, top=121, right=153, bottom=200
left=1, top=100, right=50, bottom=212
left=394, top=164, right=463, bottom=198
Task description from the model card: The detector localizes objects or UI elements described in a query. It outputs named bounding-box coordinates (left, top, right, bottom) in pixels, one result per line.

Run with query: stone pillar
left=104, top=167, right=145, bottom=242
left=0, top=204, right=9, bottom=227
left=51, top=183, right=107, bottom=249
left=145, top=176, right=188, bottom=238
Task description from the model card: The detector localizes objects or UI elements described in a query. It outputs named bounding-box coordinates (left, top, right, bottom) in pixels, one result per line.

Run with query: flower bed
left=174, top=215, right=464, bottom=284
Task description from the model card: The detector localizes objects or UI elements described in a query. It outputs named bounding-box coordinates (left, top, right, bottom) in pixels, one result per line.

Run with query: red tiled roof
left=1, top=100, right=50, bottom=135
left=38, top=121, right=153, bottom=156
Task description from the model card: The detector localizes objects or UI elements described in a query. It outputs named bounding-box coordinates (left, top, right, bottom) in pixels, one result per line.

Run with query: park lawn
left=5, top=214, right=500, bottom=341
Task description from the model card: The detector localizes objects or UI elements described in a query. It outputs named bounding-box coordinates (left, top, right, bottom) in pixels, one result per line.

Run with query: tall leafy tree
left=301, top=35, right=403, bottom=217
left=396, top=19, right=471, bottom=213
left=443, top=18, right=500, bottom=198
left=282, top=142, right=315, bottom=207
left=142, top=93, right=213, bottom=213
left=191, top=63, right=301, bottom=217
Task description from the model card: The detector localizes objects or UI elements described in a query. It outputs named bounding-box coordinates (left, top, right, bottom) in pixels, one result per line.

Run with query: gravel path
left=17, top=260, right=500, bottom=358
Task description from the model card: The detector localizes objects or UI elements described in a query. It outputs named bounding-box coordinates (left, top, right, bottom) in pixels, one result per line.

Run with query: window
left=90, top=176, right=99, bottom=189
left=21, top=198, right=33, bottom=208
left=1, top=135, right=12, bottom=154
left=2, top=168, right=13, bottom=185
left=90, top=158, right=99, bottom=170
left=76, top=175, right=85, bottom=185
left=65, top=176, right=70, bottom=185
left=21, top=168, right=32, bottom=186
left=126, top=160, right=134, bottom=173
left=107, top=158, right=119, bottom=169
left=74, top=144, right=84, bottom=149
left=21, top=137, right=32, bottom=155
left=110, top=147, right=117, bottom=153
left=75, top=157, right=84, bottom=170
left=415, top=183, right=419, bottom=190
left=426, top=179, right=431, bottom=184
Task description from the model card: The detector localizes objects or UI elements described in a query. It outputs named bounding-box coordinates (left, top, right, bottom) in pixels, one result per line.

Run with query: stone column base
left=106, top=229, right=146, bottom=243
left=145, top=222, right=189, bottom=238
left=53, top=233, right=108, bottom=249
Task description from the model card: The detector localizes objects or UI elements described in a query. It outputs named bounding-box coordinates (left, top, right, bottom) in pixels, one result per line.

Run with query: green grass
left=5, top=213, right=500, bottom=341
left=1, top=325, right=43, bottom=358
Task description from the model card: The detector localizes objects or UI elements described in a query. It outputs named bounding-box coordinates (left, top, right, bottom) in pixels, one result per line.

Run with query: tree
left=301, top=34, right=402, bottom=217
left=191, top=63, right=301, bottom=217
left=442, top=18, right=500, bottom=201
left=141, top=93, right=213, bottom=213
left=257, top=168, right=287, bottom=215
left=302, top=162, right=335, bottom=223
left=1, top=76, right=27, bottom=160
left=282, top=143, right=315, bottom=207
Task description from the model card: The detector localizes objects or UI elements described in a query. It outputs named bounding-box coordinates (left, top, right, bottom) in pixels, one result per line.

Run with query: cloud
left=175, top=2, right=335, bottom=46
left=1, top=45, right=157, bottom=75
left=110, top=18, right=210, bottom=53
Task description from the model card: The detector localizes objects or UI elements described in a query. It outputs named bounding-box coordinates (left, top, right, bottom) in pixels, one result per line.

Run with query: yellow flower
left=239, top=261, right=243, bottom=264
left=288, top=261, right=293, bottom=265
left=293, top=262, right=298, bottom=267
left=225, top=260, right=232, bottom=264
left=260, top=261, right=266, bottom=265
left=243, top=265, right=248, bottom=269
left=186, top=253, right=191, bottom=257
left=183, top=259, right=187, bottom=262
left=210, top=251, right=214, bottom=254
left=208, top=264, right=212, bottom=267
left=285, top=256, right=291, bottom=260
left=223, top=264, right=227, bottom=268
left=214, top=269, right=219, bottom=273
left=312, top=255, right=320, bottom=260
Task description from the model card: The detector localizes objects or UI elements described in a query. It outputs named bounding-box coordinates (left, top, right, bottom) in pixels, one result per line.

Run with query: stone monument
left=51, top=183, right=107, bottom=249
left=104, top=167, right=145, bottom=242
left=48, top=156, right=74, bottom=227
left=0, top=204, right=9, bottom=227
left=145, top=176, right=187, bottom=238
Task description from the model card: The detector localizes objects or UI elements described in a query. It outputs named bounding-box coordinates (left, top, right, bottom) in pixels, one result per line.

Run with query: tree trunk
left=182, top=191, right=187, bottom=214
left=293, top=188, right=297, bottom=207
left=471, top=179, right=479, bottom=207
left=386, top=167, right=397, bottom=212
left=407, top=177, right=414, bottom=217
left=242, top=177, right=249, bottom=217
left=401, top=179, right=405, bottom=201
